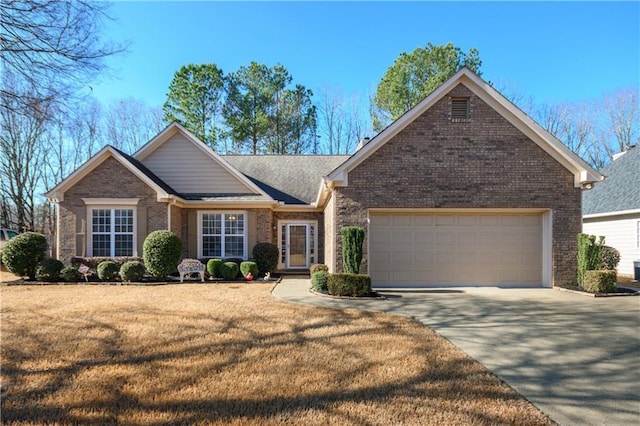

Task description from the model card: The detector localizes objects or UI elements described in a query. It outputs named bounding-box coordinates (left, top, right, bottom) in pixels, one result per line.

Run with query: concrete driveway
left=272, top=277, right=640, bottom=426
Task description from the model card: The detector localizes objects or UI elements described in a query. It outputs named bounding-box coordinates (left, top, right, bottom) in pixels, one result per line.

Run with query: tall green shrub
left=341, top=226, right=365, bottom=274
left=252, top=243, right=279, bottom=274
left=1, top=232, right=48, bottom=279
left=143, top=230, right=182, bottom=280
left=577, top=233, right=604, bottom=286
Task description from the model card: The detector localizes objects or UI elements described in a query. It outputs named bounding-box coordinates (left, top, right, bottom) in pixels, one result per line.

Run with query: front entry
left=278, top=221, right=318, bottom=269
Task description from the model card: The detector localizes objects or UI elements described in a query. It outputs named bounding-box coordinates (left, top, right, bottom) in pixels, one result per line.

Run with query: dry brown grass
left=1, top=284, right=554, bottom=425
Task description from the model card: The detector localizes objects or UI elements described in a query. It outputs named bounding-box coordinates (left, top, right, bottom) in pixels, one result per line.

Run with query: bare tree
left=1, top=0, right=125, bottom=114
left=317, top=85, right=370, bottom=154
left=602, top=88, right=639, bottom=153
left=0, top=75, right=49, bottom=232
left=106, top=98, right=164, bottom=153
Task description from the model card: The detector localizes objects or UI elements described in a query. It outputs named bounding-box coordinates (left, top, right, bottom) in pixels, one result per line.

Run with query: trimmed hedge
left=119, top=261, right=146, bottom=282
left=252, top=243, right=279, bottom=274
left=240, top=261, right=258, bottom=279
left=310, top=264, right=329, bottom=276
left=220, top=262, right=239, bottom=280
left=311, top=270, right=329, bottom=292
left=327, top=273, right=372, bottom=297
left=61, top=266, right=81, bottom=282
left=583, top=270, right=617, bottom=293
left=70, top=256, right=143, bottom=269
left=207, top=259, right=223, bottom=278
left=143, top=230, right=182, bottom=280
left=97, top=261, right=119, bottom=281
left=2, top=232, right=48, bottom=279
left=36, top=258, right=63, bottom=282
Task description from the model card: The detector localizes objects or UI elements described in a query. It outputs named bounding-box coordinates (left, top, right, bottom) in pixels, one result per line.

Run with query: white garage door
left=369, top=212, right=543, bottom=287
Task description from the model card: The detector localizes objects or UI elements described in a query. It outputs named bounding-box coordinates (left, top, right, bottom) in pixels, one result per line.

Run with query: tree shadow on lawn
left=0, top=288, right=552, bottom=425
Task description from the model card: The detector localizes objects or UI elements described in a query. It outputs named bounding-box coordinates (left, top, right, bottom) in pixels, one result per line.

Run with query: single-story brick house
left=45, top=68, right=602, bottom=287
left=583, top=145, right=639, bottom=276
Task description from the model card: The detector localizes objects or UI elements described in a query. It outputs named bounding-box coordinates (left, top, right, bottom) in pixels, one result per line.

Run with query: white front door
left=279, top=221, right=318, bottom=269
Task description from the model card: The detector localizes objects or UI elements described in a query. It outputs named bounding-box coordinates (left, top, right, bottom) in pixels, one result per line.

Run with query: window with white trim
left=90, top=208, right=135, bottom=256
left=200, top=212, right=247, bottom=258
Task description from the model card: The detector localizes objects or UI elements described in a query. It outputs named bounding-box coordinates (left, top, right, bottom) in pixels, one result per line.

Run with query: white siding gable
left=141, top=133, right=256, bottom=194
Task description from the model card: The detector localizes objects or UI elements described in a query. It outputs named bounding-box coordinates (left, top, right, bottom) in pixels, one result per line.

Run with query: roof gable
left=134, top=123, right=270, bottom=198
left=44, top=145, right=174, bottom=202
left=583, top=145, right=640, bottom=216
left=326, top=68, right=603, bottom=189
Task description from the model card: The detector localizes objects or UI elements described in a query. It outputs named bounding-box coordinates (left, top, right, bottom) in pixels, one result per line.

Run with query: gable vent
left=451, top=97, right=470, bottom=121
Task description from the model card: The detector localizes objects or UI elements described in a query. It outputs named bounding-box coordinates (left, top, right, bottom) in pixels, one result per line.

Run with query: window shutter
left=248, top=211, right=257, bottom=259
left=75, top=208, right=86, bottom=256
left=187, top=210, right=197, bottom=258
left=136, top=207, right=147, bottom=256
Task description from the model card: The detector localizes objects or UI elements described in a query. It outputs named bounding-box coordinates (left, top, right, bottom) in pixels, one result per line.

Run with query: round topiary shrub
left=119, top=261, right=146, bottom=282
left=220, top=262, right=239, bottom=280
left=143, top=230, right=182, bottom=280
left=61, top=266, right=81, bottom=282
left=35, top=258, right=63, bottom=282
left=207, top=258, right=223, bottom=278
left=97, top=260, right=119, bottom=281
left=310, top=264, right=329, bottom=276
left=1, top=232, right=48, bottom=279
left=311, top=270, right=329, bottom=292
left=252, top=243, right=279, bottom=274
left=240, top=261, right=258, bottom=279
left=601, top=246, right=621, bottom=270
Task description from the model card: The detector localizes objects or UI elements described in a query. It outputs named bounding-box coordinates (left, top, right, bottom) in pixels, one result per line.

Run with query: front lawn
left=1, top=284, right=553, bottom=425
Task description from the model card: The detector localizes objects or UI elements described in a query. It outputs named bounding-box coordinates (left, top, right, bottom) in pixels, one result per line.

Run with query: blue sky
left=91, top=1, right=639, bottom=109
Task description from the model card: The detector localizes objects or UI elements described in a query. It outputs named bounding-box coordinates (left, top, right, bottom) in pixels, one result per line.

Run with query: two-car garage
left=368, top=210, right=550, bottom=287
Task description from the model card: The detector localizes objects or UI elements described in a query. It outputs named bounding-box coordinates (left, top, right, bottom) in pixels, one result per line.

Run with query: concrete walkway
left=272, top=276, right=640, bottom=426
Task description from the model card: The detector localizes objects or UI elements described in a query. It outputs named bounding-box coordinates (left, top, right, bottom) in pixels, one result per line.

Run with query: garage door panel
left=370, top=212, right=542, bottom=287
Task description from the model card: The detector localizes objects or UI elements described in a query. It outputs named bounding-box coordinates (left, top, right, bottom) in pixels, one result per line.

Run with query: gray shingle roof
left=583, top=145, right=640, bottom=215
left=224, top=155, right=350, bottom=204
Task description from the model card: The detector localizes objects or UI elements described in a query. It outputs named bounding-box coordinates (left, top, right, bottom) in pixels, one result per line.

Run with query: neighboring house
left=45, top=68, right=602, bottom=288
left=583, top=145, right=640, bottom=276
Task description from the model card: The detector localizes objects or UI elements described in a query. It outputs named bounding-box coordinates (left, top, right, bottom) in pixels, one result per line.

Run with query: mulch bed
left=555, top=285, right=639, bottom=297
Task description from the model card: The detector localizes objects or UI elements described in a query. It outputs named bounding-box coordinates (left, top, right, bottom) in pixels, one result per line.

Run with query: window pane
left=225, top=214, right=243, bottom=235
left=203, top=236, right=221, bottom=257
left=93, top=234, right=111, bottom=257
left=225, top=236, right=244, bottom=257
left=203, top=214, right=222, bottom=235
left=114, top=209, right=133, bottom=233
left=92, top=209, right=111, bottom=233
left=114, top=234, right=133, bottom=256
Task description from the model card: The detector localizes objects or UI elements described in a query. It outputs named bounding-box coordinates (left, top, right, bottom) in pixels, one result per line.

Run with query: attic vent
left=451, top=97, right=470, bottom=121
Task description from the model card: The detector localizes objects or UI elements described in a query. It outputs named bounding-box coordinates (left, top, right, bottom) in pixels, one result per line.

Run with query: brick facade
left=57, top=156, right=167, bottom=263
left=332, top=83, right=581, bottom=286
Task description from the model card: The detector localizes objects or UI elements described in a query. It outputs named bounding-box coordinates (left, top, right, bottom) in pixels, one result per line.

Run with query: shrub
left=583, top=270, right=617, bottom=293
left=341, top=227, right=365, bottom=274
left=310, top=264, right=329, bottom=276
left=97, top=261, right=119, bottom=281
left=601, top=246, right=621, bottom=271
left=327, top=273, right=372, bottom=297
left=252, top=243, right=279, bottom=274
left=119, top=261, right=146, bottom=282
left=240, top=261, right=258, bottom=279
left=311, top=270, right=329, bottom=292
left=143, top=230, right=183, bottom=280
left=70, top=256, right=143, bottom=269
left=2, top=232, right=48, bottom=279
left=61, top=266, right=81, bottom=282
left=220, top=262, right=239, bottom=280
left=577, top=233, right=604, bottom=286
left=35, top=258, right=63, bottom=282
left=207, top=258, right=223, bottom=278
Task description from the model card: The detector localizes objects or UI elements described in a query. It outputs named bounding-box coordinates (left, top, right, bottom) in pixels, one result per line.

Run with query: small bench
left=177, top=258, right=205, bottom=283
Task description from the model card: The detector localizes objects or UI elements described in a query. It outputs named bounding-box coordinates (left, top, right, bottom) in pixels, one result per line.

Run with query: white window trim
left=86, top=206, right=138, bottom=257
left=277, top=220, right=318, bottom=269
left=197, top=211, right=248, bottom=259
left=82, top=198, right=140, bottom=206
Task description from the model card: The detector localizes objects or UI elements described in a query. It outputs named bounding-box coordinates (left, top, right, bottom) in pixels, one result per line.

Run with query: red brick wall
left=333, top=83, right=581, bottom=286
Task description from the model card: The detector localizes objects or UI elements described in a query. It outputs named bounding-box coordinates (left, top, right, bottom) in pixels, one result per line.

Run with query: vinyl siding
left=583, top=213, right=640, bottom=276
left=141, top=133, right=255, bottom=194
